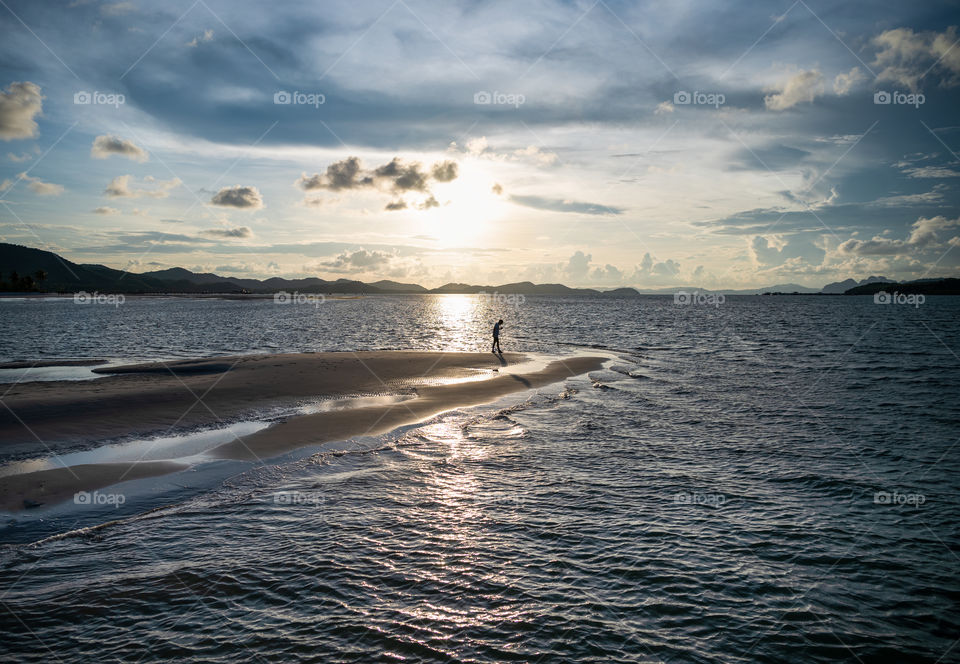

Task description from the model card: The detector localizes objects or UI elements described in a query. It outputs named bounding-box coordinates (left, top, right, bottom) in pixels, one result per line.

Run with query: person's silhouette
left=492, top=319, right=503, bottom=353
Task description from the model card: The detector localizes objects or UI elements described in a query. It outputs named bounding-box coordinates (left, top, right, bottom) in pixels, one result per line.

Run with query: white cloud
left=833, top=67, right=866, bottom=95
left=0, top=81, right=43, bottom=141
left=839, top=216, right=960, bottom=255
left=91, top=134, right=148, bottom=162
left=513, top=145, right=558, bottom=166
left=93, top=206, right=120, bottom=215
left=101, top=1, right=135, bottom=16
left=654, top=101, right=675, bottom=115
left=873, top=26, right=960, bottom=90
left=4, top=172, right=64, bottom=196
left=186, top=29, right=214, bottom=47
left=902, top=166, right=960, bottom=179
left=104, top=174, right=181, bottom=198
left=764, top=69, right=824, bottom=110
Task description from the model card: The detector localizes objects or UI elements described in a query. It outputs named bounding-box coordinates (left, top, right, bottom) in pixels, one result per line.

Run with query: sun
left=418, top=175, right=507, bottom=246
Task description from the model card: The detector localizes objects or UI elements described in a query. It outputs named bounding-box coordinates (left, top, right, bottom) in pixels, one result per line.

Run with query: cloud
left=453, top=137, right=558, bottom=166
left=104, top=174, right=181, bottom=198
left=633, top=252, right=681, bottom=278
left=873, top=26, right=960, bottom=90
left=0, top=81, right=44, bottom=141
left=101, top=1, right=135, bottom=15
left=210, top=185, right=263, bottom=209
left=513, top=145, right=558, bottom=166
left=871, top=184, right=947, bottom=207
left=563, top=250, right=592, bottom=281
left=298, top=156, right=459, bottom=211
left=764, top=70, right=824, bottom=110
left=302, top=196, right=336, bottom=208
left=374, top=158, right=428, bottom=192
left=838, top=216, right=959, bottom=255
left=431, top=160, right=458, bottom=182
left=93, top=206, right=120, bottom=215
left=833, top=67, right=866, bottom=95
left=186, top=29, right=213, bottom=47
left=9, top=172, right=64, bottom=196
left=902, top=166, right=960, bottom=178
left=465, top=136, right=488, bottom=155
left=590, top=263, right=623, bottom=282
left=297, top=157, right=368, bottom=191
left=7, top=152, right=33, bottom=162
left=509, top=194, right=624, bottom=215
left=749, top=235, right=826, bottom=267
left=319, top=248, right=395, bottom=272
left=654, top=101, right=675, bottom=115
left=91, top=134, right=148, bottom=162
left=201, top=226, right=253, bottom=239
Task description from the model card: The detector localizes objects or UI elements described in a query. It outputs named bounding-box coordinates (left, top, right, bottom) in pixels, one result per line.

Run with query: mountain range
left=0, top=242, right=956, bottom=296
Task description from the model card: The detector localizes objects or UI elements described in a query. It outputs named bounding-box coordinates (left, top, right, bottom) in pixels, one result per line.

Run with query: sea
left=0, top=293, right=958, bottom=663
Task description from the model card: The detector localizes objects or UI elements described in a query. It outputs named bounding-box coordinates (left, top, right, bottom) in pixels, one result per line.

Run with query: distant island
left=1, top=242, right=959, bottom=296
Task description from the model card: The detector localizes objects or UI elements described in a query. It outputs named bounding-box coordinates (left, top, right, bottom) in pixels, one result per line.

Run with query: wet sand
left=0, top=461, right=187, bottom=512
left=0, top=352, right=605, bottom=511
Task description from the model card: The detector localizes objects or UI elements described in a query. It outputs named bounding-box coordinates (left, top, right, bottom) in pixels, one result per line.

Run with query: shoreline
left=0, top=351, right=606, bottom=511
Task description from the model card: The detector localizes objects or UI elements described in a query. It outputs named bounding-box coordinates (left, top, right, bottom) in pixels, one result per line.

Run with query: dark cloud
left=374, top=158, right=428, bottom=192
left=210, top=185, right=263, bottom=209
left=299, top=156, right=458, bottom=210
left=91, top=134, right=148, bottom=162
left=202, top=226, right=254, bottom=239
left=509, top=194, right=624, bottom=215
left=431, top=160, right=458, bottom=182
left=298, top=156, right=369, bottom=191
left=299, top=157, right=458, bottom=193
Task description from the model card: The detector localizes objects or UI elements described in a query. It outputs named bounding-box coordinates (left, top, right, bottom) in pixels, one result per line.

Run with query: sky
left=0, top=0, right=958, bottom=289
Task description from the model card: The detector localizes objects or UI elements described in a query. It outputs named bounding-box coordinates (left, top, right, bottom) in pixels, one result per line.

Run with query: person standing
left=492, top=319, right=503, bottom=353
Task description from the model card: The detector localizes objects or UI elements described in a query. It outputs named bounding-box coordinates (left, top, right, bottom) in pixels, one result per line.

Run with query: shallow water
left=1, top=294, right=958, bottom=662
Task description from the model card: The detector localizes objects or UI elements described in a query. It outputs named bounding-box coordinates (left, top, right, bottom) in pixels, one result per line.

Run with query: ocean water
left=1, top=294, right=958, bottom=663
